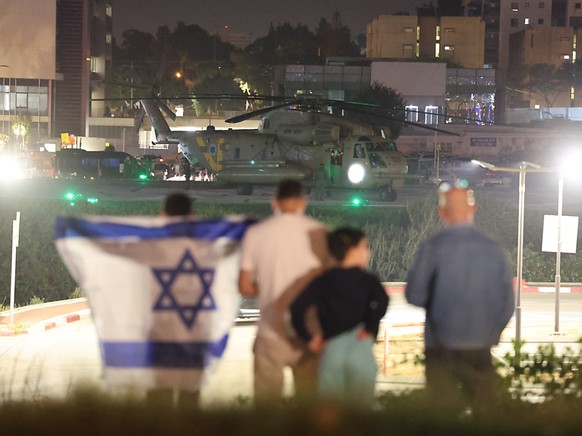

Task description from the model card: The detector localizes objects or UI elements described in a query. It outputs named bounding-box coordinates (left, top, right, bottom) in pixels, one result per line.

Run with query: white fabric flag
left=55, top=214, right=253, bottom=392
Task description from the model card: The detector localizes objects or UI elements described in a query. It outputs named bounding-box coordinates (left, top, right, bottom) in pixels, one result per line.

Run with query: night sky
left=113, top=0, right=426, bottom=41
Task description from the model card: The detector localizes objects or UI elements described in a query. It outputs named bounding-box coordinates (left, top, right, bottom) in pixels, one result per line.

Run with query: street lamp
left=553, top=153, right=582, bottom=333
left=471, top=160, right=554, bottom=346
left=553, top=170, right=564, bottom=334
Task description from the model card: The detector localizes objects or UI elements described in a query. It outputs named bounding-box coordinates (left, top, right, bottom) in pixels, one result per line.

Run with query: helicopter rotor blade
left=156, top=98, right=176, bottom=121
left=134, top=103, right=145, bottom=133
left=225, top=101, right=298, bottom=123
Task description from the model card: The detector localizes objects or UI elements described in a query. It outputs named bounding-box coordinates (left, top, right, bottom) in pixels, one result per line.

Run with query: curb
left=0, top=309, right=91, bottom=336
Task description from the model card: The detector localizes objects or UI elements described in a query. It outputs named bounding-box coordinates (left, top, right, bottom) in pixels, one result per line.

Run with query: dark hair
left=163, top=192, right=192, bottom=216
left=276, top=179, right=304, bottom=200
left=327, top=227, right=366, bottom=261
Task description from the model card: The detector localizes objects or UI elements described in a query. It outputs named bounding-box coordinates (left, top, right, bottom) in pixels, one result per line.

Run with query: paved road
left=0, top=177, right=418, bottom=206
left=1, top=293, right=580, bottom=405
left=3, top=175, right=581, bottom=215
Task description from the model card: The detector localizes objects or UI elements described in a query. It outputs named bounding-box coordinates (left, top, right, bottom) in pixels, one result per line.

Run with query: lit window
left=106, top=4, right=112, bottom=16
left=444, top=45, right=454, bottom=51
left=425, top=106, right=439, bottom=125
left=445, top=27, right=455, bottom=33
left=511, top=2, right=519, bottom=11
left=405, top=105, right=419, bottom=123
left=90, top=57, right=97, bottom=73
left=562, top=54, right=571, bottom=60
left=403, top=27, right=414, bottom=33
left=524, top=18, right=530, bottom=25
left=105, top=33, right=112, bottom=44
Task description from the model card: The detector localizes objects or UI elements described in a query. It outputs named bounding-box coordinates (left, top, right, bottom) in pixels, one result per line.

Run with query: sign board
left=542, top=215, right=579, bottom=254
left=470, top=137, right=497, bottom=148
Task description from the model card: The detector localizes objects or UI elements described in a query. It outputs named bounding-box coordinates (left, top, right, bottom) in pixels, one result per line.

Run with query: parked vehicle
left=53, top=149, right=148, bottom=180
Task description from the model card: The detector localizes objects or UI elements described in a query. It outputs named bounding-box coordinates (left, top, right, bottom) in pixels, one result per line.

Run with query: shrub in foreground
left=2, top=387, right=582, bottom=435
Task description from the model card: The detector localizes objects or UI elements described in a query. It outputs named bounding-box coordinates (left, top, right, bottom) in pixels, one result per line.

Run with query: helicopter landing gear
left=236, top=183, right=254, bottom=195
left=379, top=187, right=397, bottom=202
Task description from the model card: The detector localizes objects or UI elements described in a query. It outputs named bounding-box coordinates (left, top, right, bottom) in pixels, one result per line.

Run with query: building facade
left=366, top=15, right=485, bottom=68
left=0, top=0, right=134, bottom=152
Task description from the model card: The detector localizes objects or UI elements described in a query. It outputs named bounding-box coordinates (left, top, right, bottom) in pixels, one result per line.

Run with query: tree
left=120, top=29, right=157, bottom=62
left=192, top=76, right=246, bottom=115
left=315, top=12, right=360, bottom=60
left=351, top=82, right=406, bottom=139
left=246, top=23, right=319, bottom=64
left=525, top=64, right=568, bottom=108
left=231, top=50, right=273, bottom=96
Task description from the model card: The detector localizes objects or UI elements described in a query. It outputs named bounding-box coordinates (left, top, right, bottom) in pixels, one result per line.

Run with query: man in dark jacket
left=405, top=186, right=515, bottom=412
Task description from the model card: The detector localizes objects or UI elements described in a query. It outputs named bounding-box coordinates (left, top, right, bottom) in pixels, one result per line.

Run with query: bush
left=0, top=193, right=572, bottom=305
left=1, top=384, right=582, bottom=434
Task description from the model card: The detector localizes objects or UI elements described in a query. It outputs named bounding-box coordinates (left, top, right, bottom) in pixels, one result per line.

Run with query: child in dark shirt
left=290, top=227, right=389, bottom=408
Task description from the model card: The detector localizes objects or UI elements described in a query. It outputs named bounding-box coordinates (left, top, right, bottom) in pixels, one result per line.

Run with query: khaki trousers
left=253, top=334, right=318, bottom=401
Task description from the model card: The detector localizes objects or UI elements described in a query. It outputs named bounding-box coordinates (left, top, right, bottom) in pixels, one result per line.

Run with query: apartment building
left=0, top=0, right=120, bottom=149
left=367, top=15, right=485, bottom=68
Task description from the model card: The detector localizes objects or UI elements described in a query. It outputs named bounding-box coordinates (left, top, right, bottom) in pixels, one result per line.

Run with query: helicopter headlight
left=347, top=163, right=366, bottom=184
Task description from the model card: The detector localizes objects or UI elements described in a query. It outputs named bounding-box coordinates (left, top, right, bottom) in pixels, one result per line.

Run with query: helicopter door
left=353, top=143, right=366, bottom=159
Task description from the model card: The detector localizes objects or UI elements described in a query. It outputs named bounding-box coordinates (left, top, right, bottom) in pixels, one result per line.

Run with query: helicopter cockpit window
left=387, top=141, right=398, bottom=151
left=354, top=144, right=366, bottom=159
left=368, top=152, right=387, bottom=168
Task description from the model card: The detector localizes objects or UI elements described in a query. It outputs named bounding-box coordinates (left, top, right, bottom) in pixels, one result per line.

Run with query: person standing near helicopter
left=313, top=164, right=329, bottom=201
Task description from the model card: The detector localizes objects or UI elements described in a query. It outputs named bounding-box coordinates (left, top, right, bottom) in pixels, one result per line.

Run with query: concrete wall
left=371, top=62, right=446, bottom=107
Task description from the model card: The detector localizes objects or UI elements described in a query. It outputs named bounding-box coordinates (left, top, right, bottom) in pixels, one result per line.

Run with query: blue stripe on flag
left=55, top=217, right=253, bottom=241
left=101, top=335, right=229, bottom=369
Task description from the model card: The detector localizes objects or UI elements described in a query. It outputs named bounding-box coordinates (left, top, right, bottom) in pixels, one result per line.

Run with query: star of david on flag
left=55, top=214, right=253, bottom=392
left=152, top=250, right=216, bottom=329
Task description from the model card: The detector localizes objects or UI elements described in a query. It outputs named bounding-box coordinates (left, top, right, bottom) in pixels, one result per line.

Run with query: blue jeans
left=318, top=326, right=377, bottom=408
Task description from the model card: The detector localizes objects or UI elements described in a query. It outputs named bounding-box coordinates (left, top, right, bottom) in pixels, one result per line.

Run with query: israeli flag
left=55, top=215, right=253, bottom=393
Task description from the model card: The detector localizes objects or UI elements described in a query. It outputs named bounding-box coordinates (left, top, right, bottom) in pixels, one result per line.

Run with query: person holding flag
left=55, top=198, right=253, bottom=403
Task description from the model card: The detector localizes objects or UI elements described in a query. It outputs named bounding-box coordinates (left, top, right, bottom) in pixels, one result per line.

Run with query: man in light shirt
left=238, top=179, right=329, bottom=400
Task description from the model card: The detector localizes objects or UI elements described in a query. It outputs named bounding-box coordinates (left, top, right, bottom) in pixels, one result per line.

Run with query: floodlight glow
left=559, top=151, right=582, bottom=176
left=0, top=155, right=26, bottom=181
left=347, top=163, right=365, bottom=184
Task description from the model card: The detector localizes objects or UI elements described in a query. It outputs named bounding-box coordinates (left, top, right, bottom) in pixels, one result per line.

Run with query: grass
left=1, top=386, right=582, bottom=434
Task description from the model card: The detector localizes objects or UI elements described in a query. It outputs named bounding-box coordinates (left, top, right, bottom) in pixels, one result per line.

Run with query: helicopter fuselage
left=144, top=99, right=409, bottom=199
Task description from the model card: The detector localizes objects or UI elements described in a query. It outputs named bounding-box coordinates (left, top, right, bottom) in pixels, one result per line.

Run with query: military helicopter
left=140, top=95, right=457, bottom=201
